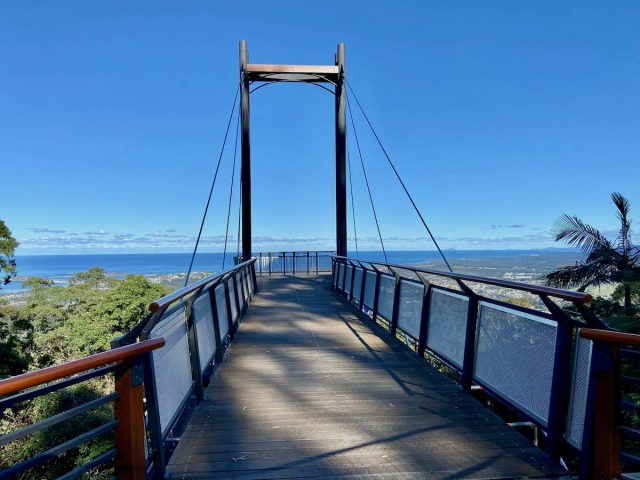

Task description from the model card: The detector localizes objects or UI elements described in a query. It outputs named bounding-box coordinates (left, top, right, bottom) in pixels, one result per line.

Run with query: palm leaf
left=552, top=214, right=614, bottom=255
left=612, top=192, right=632, bottom=257
left=545, top=260, right=614, bottom=289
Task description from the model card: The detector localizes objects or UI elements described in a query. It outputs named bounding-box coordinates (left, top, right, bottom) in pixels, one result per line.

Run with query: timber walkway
left=167, top=275, right=565, bottom=479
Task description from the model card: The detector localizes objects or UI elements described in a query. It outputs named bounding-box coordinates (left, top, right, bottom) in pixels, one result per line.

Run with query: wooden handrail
left=332, top=255, right=593, bottom=304
left=580, top=328, right=640, bottom=346
left=0, top=338, right=165, bottom=397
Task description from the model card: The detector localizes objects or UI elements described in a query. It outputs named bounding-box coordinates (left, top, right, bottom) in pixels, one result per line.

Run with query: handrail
left=149, top=257, right=256, bottom=312
left=332, top=255, right=592, bottom=304
left=580, top=328, right=640, bottom=346
left=0, top=338, right=165, bottom=396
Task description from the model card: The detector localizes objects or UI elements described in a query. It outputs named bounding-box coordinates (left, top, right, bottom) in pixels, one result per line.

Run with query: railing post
left=348, top=263, right=356, bottom=303
left=268, top=252, right=272, bottom=276
left=389, top=275, right=401, bottom=336
left=341, top=261, right=348, bottom=293
left=316, top=251, right=319, bottom=275
left=232, top=274, right=241, bottom=329
left=282, top=252, right=286, bottom=275
left=460, top=295, right=479, bottom=391
left=185, top=301, right=204, bottom=401
left=358, top=266, right=367, bottom=311
left=372, top=271, right=381, bottom=322
left=580, top=341, right=622, bottom=480
left=208, top=285, right=224, bottom=364
left=417, top=284, right=432, bottom=357
left=224, top=279, right=235, bottom=340
left=114, top=356, right=147, bottom=480
left=307, top=251, right=310, bottom=274
left=251, top=262, right=259, bottom=293
left=141, top=351, right=165, bottom=478
left=546, top=320, right=573, bottom=460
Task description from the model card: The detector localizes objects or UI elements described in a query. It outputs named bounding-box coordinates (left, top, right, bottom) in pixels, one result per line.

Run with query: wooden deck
left=168, top=275, right=567, bottom=479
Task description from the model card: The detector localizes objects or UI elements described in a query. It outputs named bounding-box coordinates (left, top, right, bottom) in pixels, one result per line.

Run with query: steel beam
left=335, top=43, right=347, bottom=257
left=240, top=40, right=252, bottom=261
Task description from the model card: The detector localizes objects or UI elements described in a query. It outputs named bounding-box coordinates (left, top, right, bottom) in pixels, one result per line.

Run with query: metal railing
left=330, top=255, right=623, bottom=480
left=250, top=250, right=335, bottom=276
left=0, top=258, right=258, bottom=480
left=113, top=257, right=258, bottom=477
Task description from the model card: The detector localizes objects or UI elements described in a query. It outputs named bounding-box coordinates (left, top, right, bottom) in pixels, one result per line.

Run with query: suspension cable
left=346, top=94, right=388, bottom=262
left=185, top=85, right=240, bottom=286
left=347, top=147, right=359, bottom=258
left=345, top=80, right=453, bottom=272
left=222, top=115, right=240, bottom=271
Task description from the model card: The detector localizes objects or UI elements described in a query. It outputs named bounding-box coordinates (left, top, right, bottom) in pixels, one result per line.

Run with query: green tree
left=545, top=192, right=640, bottom=315
left=0, top=220, right=18, bottom=286
left=21, top=277, right=55, bottom=289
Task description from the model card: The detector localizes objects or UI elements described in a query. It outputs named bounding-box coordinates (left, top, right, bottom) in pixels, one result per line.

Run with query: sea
left=0, top=249, right=582, bottom=294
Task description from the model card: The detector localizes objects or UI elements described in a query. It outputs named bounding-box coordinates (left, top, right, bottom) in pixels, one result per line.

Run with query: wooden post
left=590, top=344, right=622, bottom=479
left=114, top=358, right=146, bottom=480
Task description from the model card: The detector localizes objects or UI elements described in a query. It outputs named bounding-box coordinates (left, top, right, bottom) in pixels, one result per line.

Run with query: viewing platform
left=168, top=274, right=565, bottom=479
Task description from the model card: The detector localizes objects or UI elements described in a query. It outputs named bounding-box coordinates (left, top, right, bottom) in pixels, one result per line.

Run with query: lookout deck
left=168, top=275, right=566, bottom=479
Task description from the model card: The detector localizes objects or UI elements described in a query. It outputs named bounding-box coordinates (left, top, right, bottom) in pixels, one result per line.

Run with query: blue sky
left=2, top=1, right=639, bottom=254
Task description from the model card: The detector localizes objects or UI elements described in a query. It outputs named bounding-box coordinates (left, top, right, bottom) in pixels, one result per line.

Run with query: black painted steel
left=240, top=40, right=252, bottom=261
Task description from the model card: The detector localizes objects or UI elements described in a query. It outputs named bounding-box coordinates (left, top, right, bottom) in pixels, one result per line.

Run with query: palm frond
left=545, top=260, right=614, bottom=289
left=612, top=192, right=633, bottom=257
left=552, top=214, right=614, bottom=255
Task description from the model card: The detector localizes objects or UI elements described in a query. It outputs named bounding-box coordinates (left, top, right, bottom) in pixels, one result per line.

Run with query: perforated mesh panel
left=344, top=266, right=353, bottom=295
left=377, top=275, right=395, bottom=321
left=215, top=284, right=229, bottom=340
left=149, top=307, right=193, bottom=435
left=237, top=275, right=246, bottom=311
left=363, top=271, right=376, bottom=308
left=229, top=281, right=238, bottom=321
left=474, top=302, right=557, bottom=426
left=426, top=288, right=469, bottom=367
left=246, top=269, right=254, bottom=295
left=397, top=280, right=424, bottom=339
left=337, top=264, right=345, bottom=291
left=566, top=336, right=592, bottom=449
left=352, top=268, right=363, bottom=301
left=193, top=291, right=216, bottom=370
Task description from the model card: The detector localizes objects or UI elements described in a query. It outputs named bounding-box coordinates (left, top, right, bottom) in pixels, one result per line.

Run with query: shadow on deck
left=168, top=275, right=567, bottom=479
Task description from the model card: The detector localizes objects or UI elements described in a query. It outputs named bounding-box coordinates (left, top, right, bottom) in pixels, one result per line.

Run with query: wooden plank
left=168, top=275, right=566, bottom=479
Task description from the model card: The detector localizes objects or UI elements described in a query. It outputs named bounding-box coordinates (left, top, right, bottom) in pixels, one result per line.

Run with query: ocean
left=0, top=249, right=582, bottom=294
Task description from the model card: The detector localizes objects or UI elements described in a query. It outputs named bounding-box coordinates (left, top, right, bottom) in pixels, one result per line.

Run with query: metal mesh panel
left=337, top=263, right=345, bottom=291
left=215, top=284, right=229, bottom=340
left=426, top=288, right=469, bottom=368
left=246, top=269, right=254, bottom=295
left=236, top=275, right=246, bottom=311
left=242, top=270, right=250, bottom=300
left=377, top=275, right=395, bottom=321
left=344, top=265, right=353, bottom=295
left=363, top=271, right=376, bottom=308
left=352, top=268, right=363, bottom=302
left=474, top=302, right=557, bottom=426
left=149, top=307, right=193, bottom=435
left=566, top=336, right=593, bottom=449
left=397, top=280, right=424, bottom=339
left=229, top=280, right=238, bottom=321
left=193, top=291, right=216, bottom=370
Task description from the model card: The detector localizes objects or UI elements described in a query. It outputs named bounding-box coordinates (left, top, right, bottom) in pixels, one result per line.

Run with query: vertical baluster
left=372, top=270, right=381, bottom=322
left=358, top=266, right=367, bottom=312
left=208, top=284, right=224, bottom=364
left=417, top=283, right=432, bottom=357
left=389, top=275, right=401, bottom=336
left=224, top=278, right=235, bottom=340
left=460, top=295, right=479, bottom=391
left=185, top=300, right=204, bottom=400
